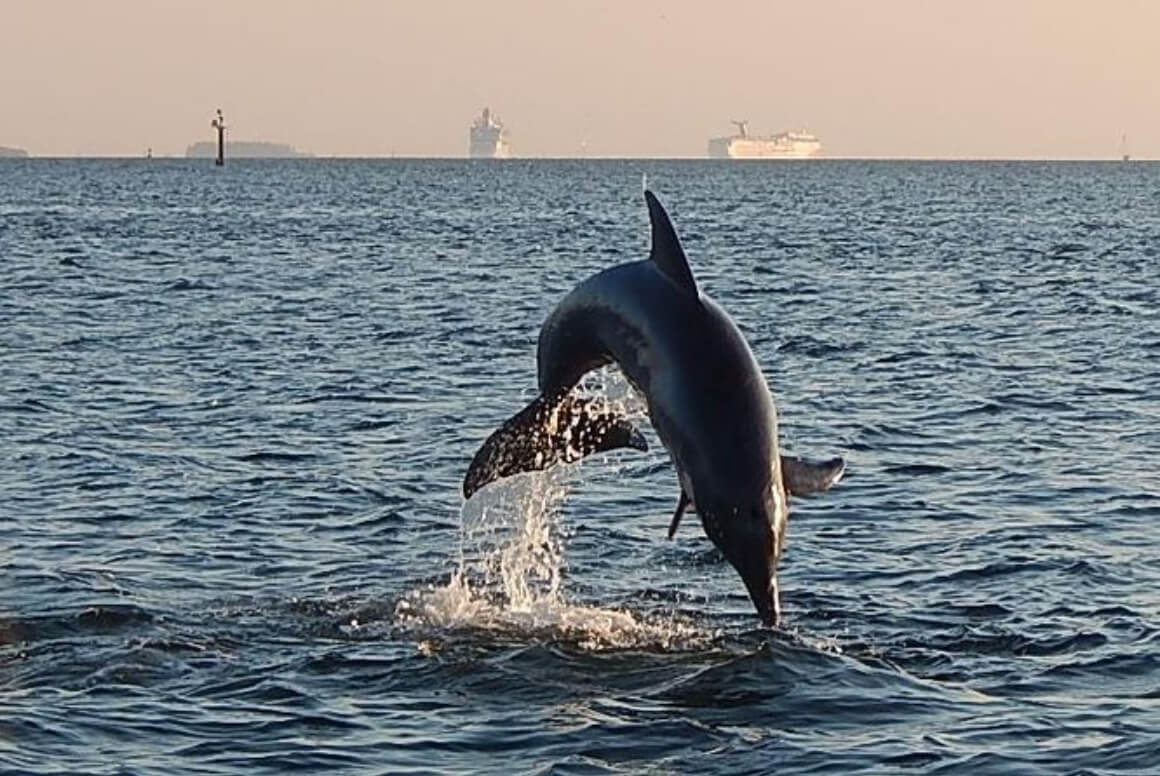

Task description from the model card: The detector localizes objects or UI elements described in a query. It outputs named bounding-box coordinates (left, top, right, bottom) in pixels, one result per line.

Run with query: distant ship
left=469, top=107, right=512, bottom=159
left=708, top=121, right=821, bottom=159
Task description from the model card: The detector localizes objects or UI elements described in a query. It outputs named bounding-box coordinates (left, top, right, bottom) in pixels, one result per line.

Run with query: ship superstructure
left=469, top=107, right=512, bottom=158
left=708, top=120, right=821, bottom=159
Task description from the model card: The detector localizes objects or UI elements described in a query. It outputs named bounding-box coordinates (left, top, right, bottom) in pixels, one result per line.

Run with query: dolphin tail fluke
left=781, top=455, right=846, bottom=497
left=463, top=392, right=648, bottom=499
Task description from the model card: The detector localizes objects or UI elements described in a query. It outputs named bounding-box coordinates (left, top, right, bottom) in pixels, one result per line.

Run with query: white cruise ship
left=469, top=107, right=512, bottom=159
left=708, top=121, right=821, bottom=159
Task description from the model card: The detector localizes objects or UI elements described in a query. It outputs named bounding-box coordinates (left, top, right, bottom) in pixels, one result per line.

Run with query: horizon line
left=3, top=154, right=1153, bottom=163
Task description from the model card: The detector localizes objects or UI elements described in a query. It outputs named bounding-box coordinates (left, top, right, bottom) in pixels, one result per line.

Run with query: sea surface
left=2, top=158, right=1159, bottom=775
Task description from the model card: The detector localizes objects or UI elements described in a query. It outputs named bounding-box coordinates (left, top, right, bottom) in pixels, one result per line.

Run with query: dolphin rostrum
left=463, top=190, right=845, bottom=626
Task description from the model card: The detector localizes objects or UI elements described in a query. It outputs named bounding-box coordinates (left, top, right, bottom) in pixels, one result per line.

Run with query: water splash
left=396, top=373, right=711, bottom=651
left=396, top=464, right=710, bottom=650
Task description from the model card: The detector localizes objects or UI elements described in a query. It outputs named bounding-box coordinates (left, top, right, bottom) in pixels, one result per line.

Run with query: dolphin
left=463, top=190, right=845, bottom=626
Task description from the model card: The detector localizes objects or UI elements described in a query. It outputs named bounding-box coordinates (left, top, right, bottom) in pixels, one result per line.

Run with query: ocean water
left=2, top=158, right=1159, bottom=775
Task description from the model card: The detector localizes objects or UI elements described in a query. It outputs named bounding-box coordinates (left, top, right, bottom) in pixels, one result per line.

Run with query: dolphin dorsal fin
left=645, top=190, right=699, bottom=297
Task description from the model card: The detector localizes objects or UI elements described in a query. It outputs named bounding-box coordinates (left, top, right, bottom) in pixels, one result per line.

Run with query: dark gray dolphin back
left=463, top=189, right=698, bottom=498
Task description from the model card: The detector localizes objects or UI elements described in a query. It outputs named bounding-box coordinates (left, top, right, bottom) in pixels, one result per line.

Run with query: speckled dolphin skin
left=465, top=190, right=845, bottom=625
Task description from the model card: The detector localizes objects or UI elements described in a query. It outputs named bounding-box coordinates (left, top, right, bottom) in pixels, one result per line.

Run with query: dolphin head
left=694, top=475, right=787, bottom=627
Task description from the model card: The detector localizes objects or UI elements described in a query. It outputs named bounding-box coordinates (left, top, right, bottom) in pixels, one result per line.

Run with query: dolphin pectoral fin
left=463, top=393, right=648, bottom=499
left=781, top=455, right=846, bottom=497
left=645, top=190, right=699, bottom=297
left=667, top=490, right=691, bottom=539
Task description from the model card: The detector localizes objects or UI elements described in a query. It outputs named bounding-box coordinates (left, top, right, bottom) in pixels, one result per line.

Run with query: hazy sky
left=2, top=0, right=1156, bottom=158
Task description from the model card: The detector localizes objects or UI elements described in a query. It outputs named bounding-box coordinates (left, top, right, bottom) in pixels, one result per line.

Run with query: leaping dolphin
left=463, top=190, right=845, bottom=626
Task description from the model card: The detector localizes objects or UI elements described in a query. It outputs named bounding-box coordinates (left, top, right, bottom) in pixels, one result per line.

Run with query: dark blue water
left=3, top=159, right=1159, bottom=774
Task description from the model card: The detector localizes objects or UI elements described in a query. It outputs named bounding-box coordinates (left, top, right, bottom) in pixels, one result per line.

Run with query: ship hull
left=708, top=135, right=821, bottom=159
left=469, top=138, right=512, bottom=159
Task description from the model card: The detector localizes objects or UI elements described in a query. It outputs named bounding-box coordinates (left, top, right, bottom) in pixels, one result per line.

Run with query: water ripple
left=2, top=159, right=1159, bottom=774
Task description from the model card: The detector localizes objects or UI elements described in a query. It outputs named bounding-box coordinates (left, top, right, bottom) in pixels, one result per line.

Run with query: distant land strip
left=185, top=140, right=312, bottom=158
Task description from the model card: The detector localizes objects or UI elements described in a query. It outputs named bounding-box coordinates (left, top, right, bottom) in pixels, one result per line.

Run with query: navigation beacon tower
left=210, top=109, right=227, bottom=166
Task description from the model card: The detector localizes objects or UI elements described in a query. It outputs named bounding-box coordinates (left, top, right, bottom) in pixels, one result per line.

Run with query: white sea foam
left=396, top=467, right=710, bottom=651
